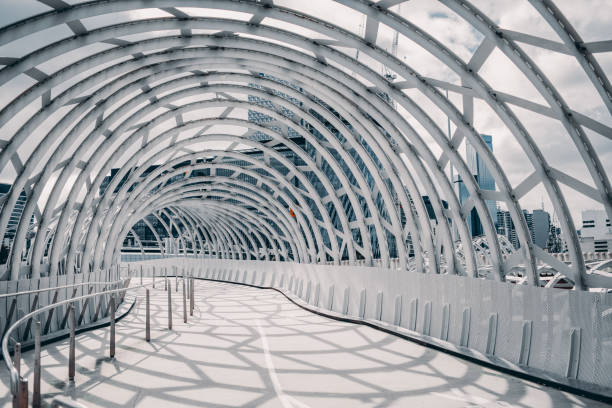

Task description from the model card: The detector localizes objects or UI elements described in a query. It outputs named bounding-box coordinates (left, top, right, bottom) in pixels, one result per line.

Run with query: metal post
left=167, top=281, right=172, bottom=329
left=11, top=342, right=20, bottom=408
left=13, top=341, right=21, bottom=377
left=16, top=376, right=28, bottom=408
left=110, top=295, right=115, bottom=358
left=152, top=267, right=156, bottom=289
left=140, top=265, right=143, bottom=286
left=33, top=321, right=41, bottom=408
left=69, top=304, right=75, bottom=381
left=190, top=276, right=194, bottom=316
left=164, top=267, right=167, bottom=291
left=182, top=277, right=187, bottom=324
left=145, top=289, right=150, bottom=342
left=175, top=266, right=178, bottom=292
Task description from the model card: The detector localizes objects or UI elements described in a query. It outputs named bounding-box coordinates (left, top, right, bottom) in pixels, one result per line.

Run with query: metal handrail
left=4, top=267, right=196, bottom=407
left=0, top=280, right=125, bottom=299
left=2, top=280, right=141, bottom=395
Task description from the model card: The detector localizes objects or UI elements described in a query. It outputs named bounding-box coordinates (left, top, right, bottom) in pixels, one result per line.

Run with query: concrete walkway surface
left=0, top=279, right=607, bottom=407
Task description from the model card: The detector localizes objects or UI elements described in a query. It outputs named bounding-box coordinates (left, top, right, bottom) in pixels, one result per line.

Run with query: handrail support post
left=145, top=289, right=150, bottom=342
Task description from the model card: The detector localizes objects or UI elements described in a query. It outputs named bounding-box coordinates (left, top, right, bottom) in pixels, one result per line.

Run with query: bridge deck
left=0, top=280, right=605, bottom=407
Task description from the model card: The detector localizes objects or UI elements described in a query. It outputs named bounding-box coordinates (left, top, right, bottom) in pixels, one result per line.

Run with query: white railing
left=3, top=266, right=197, bottom=407
left=126, top=258, right=612, bottom=396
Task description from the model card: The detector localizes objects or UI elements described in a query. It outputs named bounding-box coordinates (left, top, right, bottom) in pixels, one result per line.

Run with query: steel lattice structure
left=0, top=0, right=610, bottom=290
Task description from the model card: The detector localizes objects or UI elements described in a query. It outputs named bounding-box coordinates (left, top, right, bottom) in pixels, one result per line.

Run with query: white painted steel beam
left=0, top=0, right=608, bottom=291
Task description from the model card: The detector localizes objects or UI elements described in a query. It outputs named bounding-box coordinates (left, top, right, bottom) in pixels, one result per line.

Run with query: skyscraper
left=457, top=134, right=496, bottom=237
left=247, top=73, right=303, bottom=142
left=579, top=209, right=612, bottom=253
left=532, top=209, right=551, bottom=248
left=497, top=208, right=558, bottom=251
left=0, top=184, right=35, bottom=264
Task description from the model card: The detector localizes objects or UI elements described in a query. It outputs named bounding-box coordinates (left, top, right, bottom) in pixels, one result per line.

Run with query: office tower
left=532, top=209, right=551, bottom=249
left=457, top=134, right=496, bottom=237
left=579, top=209, right=612, bottom=253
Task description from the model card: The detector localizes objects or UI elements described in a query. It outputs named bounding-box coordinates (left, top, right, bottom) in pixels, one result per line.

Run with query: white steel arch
left=0, top=0, right=609, bottom=291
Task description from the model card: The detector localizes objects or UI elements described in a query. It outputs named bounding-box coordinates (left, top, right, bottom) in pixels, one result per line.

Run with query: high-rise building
left=579, top=209, right=611, bottom=253
left=0, top=184, right=28, bottom=241
left=457, top=134, right=496, bottom=237
left=523, top=209, right=536, bottom=244
left=0, top=183, right=36, bottom=264
left=497, top=208, right=561, bottom=252
left=532, top=209, right=551, bottom=249
left=496, top=210, right=518, bottom=249
left=247, top=73, right=303, bottom=142
left=547, top=224, right=563, bottom=253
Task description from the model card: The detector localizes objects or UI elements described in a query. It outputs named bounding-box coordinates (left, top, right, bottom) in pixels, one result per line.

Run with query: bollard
left=33, top=321, right=41, bottom=408
left=164, top=267, right=168, bottom=291
left=145, top=290, right=150, bottom=342
left=153, top=267, right=156, bottom=289
left=16, top=376, right=28, bottom=408
left=175, top=267, right=178, bottom=292
left=182, top=277, right=187, bottom=324
left=140, top=265, right=143, bottom=285
left=190, top=276, right=194, bottom=316
left=69, top=304, right=75, bottom=381
left=187, top=273, right=191, bottom=300
left=168, top=281, right=172, bottom=330
left=110, top=295, right=115, bottom=358
left=12, top=342, right=20, bottom=408
left=13, top=342, right=21, bottom=377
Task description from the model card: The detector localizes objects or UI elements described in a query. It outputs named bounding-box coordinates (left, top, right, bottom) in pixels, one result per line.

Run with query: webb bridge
left=0, top=0, right=611, bottom=406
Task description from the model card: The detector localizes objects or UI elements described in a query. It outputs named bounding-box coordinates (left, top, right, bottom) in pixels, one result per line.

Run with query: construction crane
left=383, top=4, right=400, bottom=82
left=355, top=14, right=366, bottom=70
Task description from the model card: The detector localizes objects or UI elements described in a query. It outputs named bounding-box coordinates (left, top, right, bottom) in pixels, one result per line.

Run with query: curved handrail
left=2, top=279, right=150, bottom=395
left=0, top=280, right=125, bottom=299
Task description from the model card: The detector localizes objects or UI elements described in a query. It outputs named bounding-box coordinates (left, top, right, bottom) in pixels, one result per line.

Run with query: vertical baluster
left=190, top=276, right=194, bottom=316
left=168, top=281, right=172, bottom=330
left=145, top=289, right=151, bottom=342
left=33, top=321, right=41, bottom=408
left=110, top=295, right=115, bottom=358
left=12, top=342, right=20, bottom=408
left=17, top=376, right=28, bottom=408
left=182, top=277, right=187, bottom=324
left=14, top=342, right=21, bottom=376
left=69, top=305, right=75, bottom=381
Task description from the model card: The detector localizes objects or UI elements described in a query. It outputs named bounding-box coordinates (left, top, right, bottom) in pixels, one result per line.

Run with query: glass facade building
left=457, top=134, right=496, bottom=237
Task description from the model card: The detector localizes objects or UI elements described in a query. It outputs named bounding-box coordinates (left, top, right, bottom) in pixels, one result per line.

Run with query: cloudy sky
left=0, top=0, right=610, bottom=230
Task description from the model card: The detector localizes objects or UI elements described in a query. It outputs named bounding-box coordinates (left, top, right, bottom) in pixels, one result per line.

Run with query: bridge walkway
left=0, top=280, right=604, bottom=407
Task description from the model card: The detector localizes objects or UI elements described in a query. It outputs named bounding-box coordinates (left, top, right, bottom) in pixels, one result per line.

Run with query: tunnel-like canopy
left=0, top=0, right=610, bottom=290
